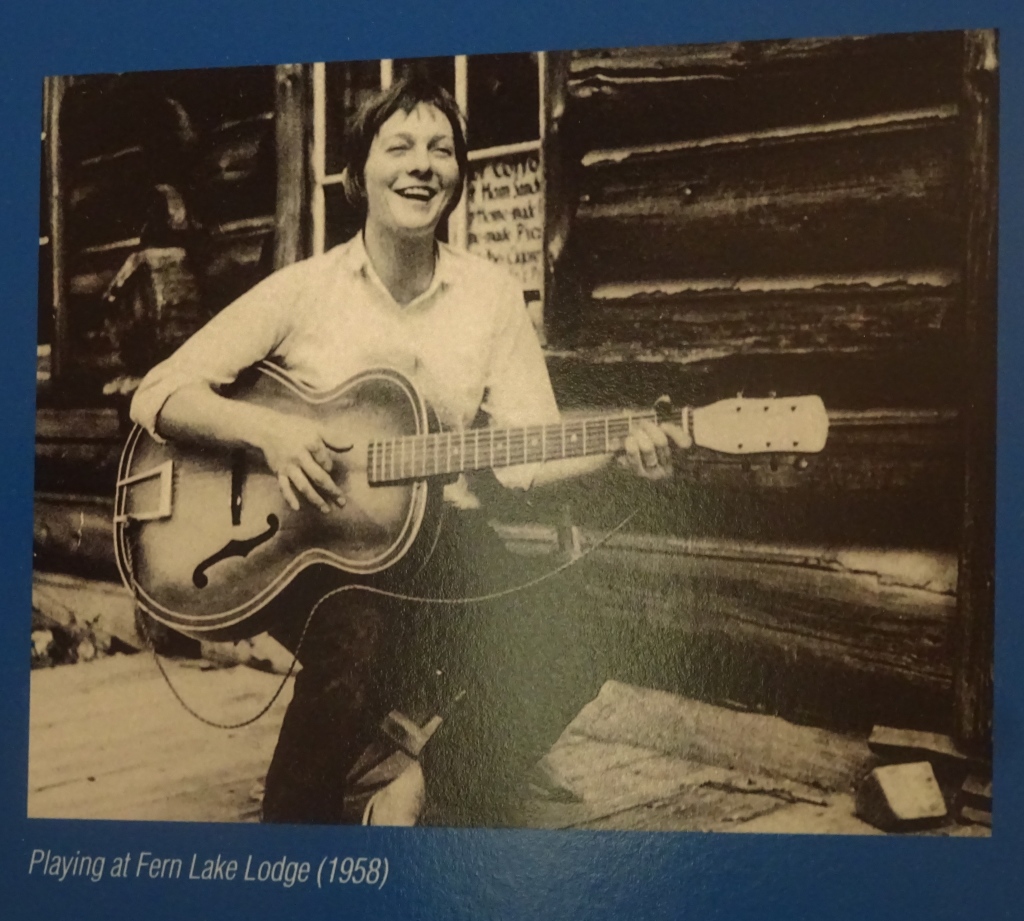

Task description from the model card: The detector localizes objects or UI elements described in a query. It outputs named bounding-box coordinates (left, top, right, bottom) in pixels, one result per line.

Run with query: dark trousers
left=261, top=510, right=608, bottom=827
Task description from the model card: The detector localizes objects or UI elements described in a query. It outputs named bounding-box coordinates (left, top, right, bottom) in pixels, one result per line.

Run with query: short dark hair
left=341, top=75, right=468, bottom=224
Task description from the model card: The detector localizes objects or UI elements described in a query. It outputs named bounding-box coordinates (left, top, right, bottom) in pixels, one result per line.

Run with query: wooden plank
left=566, top=278, right=957, bottom=355
left=274, top=64, right=308, bottom=269
left=542, top=736, right=831, bottom=806
left=46, top=75, right=69, bottom=384
left=518, top=681, right=925, bottom=832
left=36, top=408, right=121, bottom=441
left=490, top=524, right=955, bottom=710
left=500, top=526, right=958, bottom=593
left=566, top=33, right=963, bottom=152
left=571, top=116, right=960, bottom=281
left=559, top=680, right=874, bottom=790
left=952, top=31, right=998, bottom=754
left=522, top=699, right=863, bottom=832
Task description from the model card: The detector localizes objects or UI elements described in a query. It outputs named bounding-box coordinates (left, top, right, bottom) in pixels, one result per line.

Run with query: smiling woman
left=123, top=74, right=688, bottom=827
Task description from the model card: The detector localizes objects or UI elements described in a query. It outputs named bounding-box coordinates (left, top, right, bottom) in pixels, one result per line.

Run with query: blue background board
left=0, top=0, right=1020, bottom=918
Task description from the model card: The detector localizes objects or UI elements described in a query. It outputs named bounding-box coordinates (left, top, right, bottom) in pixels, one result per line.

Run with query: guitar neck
left=366, top=409, right=684, bottom=485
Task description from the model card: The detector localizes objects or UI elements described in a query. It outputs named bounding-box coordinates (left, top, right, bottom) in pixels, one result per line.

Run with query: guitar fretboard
left=366, top=410, right=681, bottom=484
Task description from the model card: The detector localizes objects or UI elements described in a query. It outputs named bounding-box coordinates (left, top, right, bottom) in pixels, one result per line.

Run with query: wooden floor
left=28, top=655, right=988, bottom=835
left=29, top=654, right=292, bottom=823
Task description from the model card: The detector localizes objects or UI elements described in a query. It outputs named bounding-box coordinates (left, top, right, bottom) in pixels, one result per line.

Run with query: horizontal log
left=35, top=404, right=125, bottom=492
left=571, top=116, right=960, bottom=280
left=65, top=154, right=150, bottom=249
left=69, top=240, right=141, bottom=298
left=61, top=78, right=169, bottom=166
left=565, top=276, right=957, bottom=354
left=35, top=446, right=124, bottom=496
left=567, top=32, right=963, bottom=151
left=497, top=525, right=955, bottom=693
left=491, top=448, right=962, bottom=551
left=34, top=494, right=120, bottom=580
left=162, top=68, right=275, bottom=129
left=190, top=120, right=276, bottom=226
left=66, top=149, right=273, bottom=255
left=64, top=239, right=272, bottom=381
left=36, top=407, right=121, bottom=441
left=197, top=225, right=274, bottom=311
left=570, top=32, right=961, bottom=78
left=545, top=341, right=967, bottom=412
left=579, top=106, right=956, bottom=169
left=500, top=524, right=958, bottom=593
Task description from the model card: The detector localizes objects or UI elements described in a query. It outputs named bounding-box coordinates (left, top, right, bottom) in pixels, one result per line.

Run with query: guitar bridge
left=114, top=459, right=174, bottom=523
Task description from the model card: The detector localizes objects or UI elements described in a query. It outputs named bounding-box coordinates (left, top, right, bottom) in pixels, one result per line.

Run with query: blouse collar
left=340, top=232, right=455, bottom=309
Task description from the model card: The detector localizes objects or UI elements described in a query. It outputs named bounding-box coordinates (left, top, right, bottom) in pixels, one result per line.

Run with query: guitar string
left=132, top=509, right=639, bottom=731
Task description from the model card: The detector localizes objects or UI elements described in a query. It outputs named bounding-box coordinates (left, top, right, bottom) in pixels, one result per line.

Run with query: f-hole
left=230, top=450, right=246, bottom=526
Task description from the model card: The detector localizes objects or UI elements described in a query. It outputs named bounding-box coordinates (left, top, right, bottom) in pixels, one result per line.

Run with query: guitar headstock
left=692, top=395, right=829, bottom=454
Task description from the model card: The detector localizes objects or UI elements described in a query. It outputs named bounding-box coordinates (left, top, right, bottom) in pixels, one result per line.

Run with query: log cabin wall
left=540, top=32, right=974, bottom=550
left=41, top=66, right=278, bottom=406
left=36, top=65, right=279, bottom=496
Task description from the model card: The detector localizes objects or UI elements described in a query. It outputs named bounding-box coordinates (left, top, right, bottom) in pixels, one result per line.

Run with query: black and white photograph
left=29, top=29, right=995, bottom=834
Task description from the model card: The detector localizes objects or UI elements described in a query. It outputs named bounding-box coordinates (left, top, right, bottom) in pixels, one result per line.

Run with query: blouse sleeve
left=129, top=260, right=306, bottom=441
left=480, top=274, right=560, bottom=490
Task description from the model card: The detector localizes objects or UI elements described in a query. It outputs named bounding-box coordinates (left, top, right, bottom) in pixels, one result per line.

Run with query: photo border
left=1, top=1, right=1021, bottom=919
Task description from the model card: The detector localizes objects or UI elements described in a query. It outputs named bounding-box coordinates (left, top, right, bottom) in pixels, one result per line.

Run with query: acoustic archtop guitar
left=114, top=363, right=829, bottom=640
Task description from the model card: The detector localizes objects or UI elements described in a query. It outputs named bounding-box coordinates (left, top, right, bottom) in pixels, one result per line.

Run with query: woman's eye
left=433, top=146, right=454, bottom=157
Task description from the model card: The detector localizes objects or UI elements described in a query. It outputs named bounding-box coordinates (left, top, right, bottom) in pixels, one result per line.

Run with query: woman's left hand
left=620, top=419, right=692, bottom=480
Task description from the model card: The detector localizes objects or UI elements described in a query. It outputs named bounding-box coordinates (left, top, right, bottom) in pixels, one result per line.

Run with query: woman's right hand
left=255, top=414, right=346, bottom=513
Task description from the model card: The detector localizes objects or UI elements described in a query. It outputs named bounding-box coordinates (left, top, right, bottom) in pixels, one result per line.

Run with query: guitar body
left=115, top=365, right=443, bottom=640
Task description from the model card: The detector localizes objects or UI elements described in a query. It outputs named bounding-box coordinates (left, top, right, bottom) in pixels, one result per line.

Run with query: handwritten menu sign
left=466, top=149, right=543, bottom=295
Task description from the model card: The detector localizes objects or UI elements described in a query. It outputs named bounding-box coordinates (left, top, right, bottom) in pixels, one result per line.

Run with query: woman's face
left=363, top=102, right=461, bottom=239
